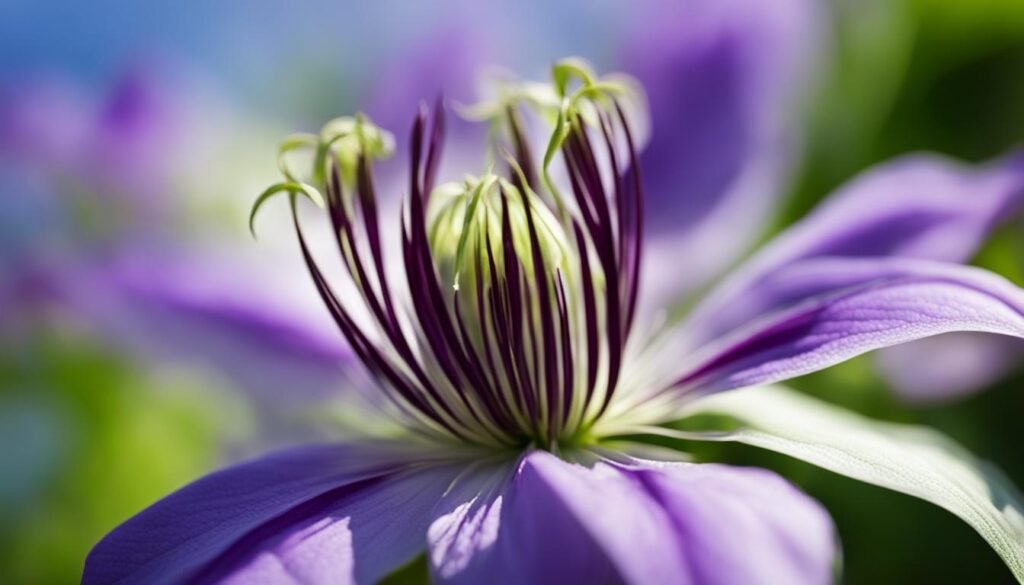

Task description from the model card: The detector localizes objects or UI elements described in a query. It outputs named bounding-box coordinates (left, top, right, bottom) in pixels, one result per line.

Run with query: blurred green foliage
left=784, top=0, right=1024, bottom=225
left=0, top=327, right=248, bottom=585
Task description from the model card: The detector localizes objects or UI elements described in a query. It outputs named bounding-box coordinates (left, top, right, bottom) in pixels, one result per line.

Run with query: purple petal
left=432, top=451, right=835, bottom=584
left=86, top=446, right=835, bottom=585
left=82, top=442, right=428, bottom=585
left=628, top=461, right=835, bottom=584
left=685, top=153, right=1024, bottom=344
left=628, top=0, right=823, bottom=302
left=673, top=258, right=1024, bottom=395
left=426, top=459, right=515, bottom=581
left=205, top=462, right=471, bottom=585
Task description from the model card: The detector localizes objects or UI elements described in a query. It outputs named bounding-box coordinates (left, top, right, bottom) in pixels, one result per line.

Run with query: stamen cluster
left=252, top=63, right=646, bottom=449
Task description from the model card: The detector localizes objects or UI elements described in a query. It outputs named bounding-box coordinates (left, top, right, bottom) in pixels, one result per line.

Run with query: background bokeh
left=2, top=1, right=1023, bottom=583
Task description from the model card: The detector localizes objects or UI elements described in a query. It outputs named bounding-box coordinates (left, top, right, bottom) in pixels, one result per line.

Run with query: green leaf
left=679, top=385, right=1024, bottom=582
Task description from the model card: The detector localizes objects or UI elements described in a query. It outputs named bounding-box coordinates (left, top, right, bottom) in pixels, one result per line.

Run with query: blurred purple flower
left=0, top=65, right=352, bottom=432
left=625, top=0, right=822, bottom=305
left=876, top=332, right=1024, bottom=403
left=0, top=67, right=181, bottom=220
left=73, top=251, right=352, bottom=408
left=84, top=35, right=1024, bottom=580
left=365, top=25, right=490, bottom=137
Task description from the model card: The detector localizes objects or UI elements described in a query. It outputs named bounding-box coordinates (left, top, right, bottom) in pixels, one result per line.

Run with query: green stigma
left=428, top=172, right=570, bottom=292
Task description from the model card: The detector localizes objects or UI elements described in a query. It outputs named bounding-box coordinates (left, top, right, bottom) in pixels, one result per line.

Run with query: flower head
left=86, top=56, right=1024, bottom=585
left=250, top=61, right=652, bottom=451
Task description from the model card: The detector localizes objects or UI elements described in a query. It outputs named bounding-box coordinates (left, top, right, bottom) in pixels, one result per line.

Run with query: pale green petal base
left=680, top=385, right=1024, bottom=582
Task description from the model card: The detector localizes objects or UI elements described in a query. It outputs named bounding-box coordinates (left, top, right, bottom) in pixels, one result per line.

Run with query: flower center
left=252, top=61, right=646, bottom=450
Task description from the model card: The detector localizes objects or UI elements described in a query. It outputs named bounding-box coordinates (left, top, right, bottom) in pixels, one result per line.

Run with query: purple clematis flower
left=84, top=60, right=1024, bottom=584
